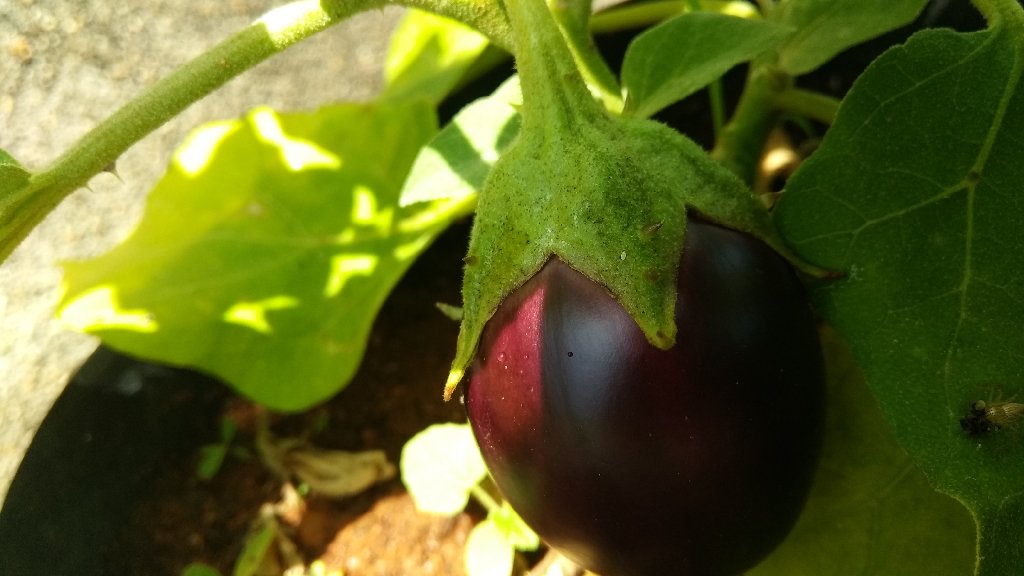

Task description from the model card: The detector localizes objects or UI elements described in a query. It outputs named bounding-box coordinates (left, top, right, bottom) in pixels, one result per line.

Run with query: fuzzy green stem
left=0, top=0, right=519, bottom=263
left=548, top=0, right=623, bottom=111
left=503, top=0, right=604, bottom=134
left=589, top=0, right=758, bottom=34
left=971, top=0, right=1024, bottom=30
left=1, top=0, right=381, bottom=262
left=773, top=87, right=840, bottom=124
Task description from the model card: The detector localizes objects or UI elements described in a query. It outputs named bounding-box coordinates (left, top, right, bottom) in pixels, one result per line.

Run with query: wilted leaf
left=776, top=22, right=1024, bottom=575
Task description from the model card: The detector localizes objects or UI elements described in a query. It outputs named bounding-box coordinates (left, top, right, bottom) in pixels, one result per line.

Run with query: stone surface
left=0, top=0, right=402, bottom=501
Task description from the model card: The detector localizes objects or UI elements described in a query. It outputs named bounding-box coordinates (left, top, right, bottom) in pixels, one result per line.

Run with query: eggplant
left=465, top=217, right=825, bottom=576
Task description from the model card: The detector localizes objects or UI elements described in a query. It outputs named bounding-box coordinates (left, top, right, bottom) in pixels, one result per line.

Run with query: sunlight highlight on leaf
left=351, top=184, right=393, bottom=231
left=252, top=108, right=341, bottom=171
left=324, top=254, right=377, bottom=298
left=175, top=122, right=237, bottom=176
left=59, top=285, right=158, bottom=333
left=223, top=296, right=299, bottom=334
left=392, top=234, right=434, bottom=261
left=383, top=9, right=490, bottom=105
left=56, top=102, right=458, bottom=411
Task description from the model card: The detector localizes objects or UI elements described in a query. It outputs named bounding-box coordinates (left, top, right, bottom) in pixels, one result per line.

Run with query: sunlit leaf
left=58, top=103, right=474, bottom=411
left=401, top=423, right=488, bottom=516
left=382, top=9, right=490, bottom=105
left=771, top=0, right=928, bottom=75
left=489, top=501, right=539, bottom=552
left=621, top=12, right=791, bottom=119
left=400, top=76, right=521, bottom=206
left=776, top=22, right=1024, bottom=575
left=465, top=518, right=514, bottom=576
left=750, top=328, right=975, bottom=575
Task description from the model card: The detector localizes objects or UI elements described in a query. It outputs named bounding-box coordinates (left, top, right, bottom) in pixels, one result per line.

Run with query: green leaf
left=58, top=103, right=474, bottom=411
left=621, top=12, right=792, bottom=119
left=181, top=563, right=224, bottom=576
left=399, top=76, right=521, bottom=206
left=382, top=9, right=490, bottom=105
left=750, top=328, right=975, bottom=575
left=233, top=517, right=277, bottom=576
left=0, top=148, right=30, bottom=196
left=776, top=24, right=1024, bottom=575
left=401, top=423, right=488, bottom=516
left=771, top=0, right=928, bottom=75
left=464, top=518, right=514, bottom=576
left=489, top=501, right=539, bottom=552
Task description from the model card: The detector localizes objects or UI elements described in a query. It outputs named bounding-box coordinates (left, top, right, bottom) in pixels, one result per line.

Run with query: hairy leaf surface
left=777, top=23, right=1024, bottom=574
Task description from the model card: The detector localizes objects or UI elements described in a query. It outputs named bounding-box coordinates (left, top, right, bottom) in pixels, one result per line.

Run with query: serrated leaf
left=400, top=76, right=521, bottom=206
left=401, top=423, right=488, bottom=516
left=771, top=0, right=928, bottom=75
left=465, top=518, right=514, bottom=576
left=382, top=9, right=490, bottom=105
left=58, top=103, right=474, bottom=411
left=750, top=328, right=975, bottom=575
left=622, top=12, right=791, bottom=119
left=776, top=24, right=1024, bottom=575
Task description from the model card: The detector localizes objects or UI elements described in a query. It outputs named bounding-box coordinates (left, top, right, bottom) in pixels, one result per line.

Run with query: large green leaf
left=621, top=12, right=791, bottom=119
left=771, top=0, right=928, bottom=75
left=750, top=328, right=975, bottom=575
left=776, top=22, right=1024, bottom=575
left=382, top=8, right=490, bottom=105
left=58, top=103, right=474, bottom=411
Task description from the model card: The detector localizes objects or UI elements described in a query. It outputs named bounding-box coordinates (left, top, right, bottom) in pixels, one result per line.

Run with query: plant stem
left=1, top=0, right=517, bottom=263
left=502, top=0, right=604, bottom=133
left=773, top=87, right=840, bottom=124
left=971, top=0, right=1024, bottom=30
left=711, top=65, right=790, bottom=184
left=469, top=483, right=502, bottom=513
left=549, top=0, right=623, bottom=111
left=589, top=0, right=758, bottom=34
left=1, top=0, right=379, bottom=261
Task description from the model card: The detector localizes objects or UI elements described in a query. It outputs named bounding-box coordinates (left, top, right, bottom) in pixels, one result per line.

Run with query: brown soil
left=107, top=221, right=499, bottom=576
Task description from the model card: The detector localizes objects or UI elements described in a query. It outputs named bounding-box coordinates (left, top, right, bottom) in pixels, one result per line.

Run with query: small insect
left=960, top=399, right=1024, bottom=435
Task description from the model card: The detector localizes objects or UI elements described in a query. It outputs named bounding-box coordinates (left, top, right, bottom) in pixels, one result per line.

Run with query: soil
left=106, top=221, right=492, bottom=576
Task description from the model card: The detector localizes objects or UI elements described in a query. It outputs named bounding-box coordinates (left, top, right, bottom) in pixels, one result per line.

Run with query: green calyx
left=443, top=0, right=820, bottom=399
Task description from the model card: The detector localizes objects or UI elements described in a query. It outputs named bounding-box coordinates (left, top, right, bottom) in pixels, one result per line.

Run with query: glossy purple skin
left=465, top=218, right=825, bottom=576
